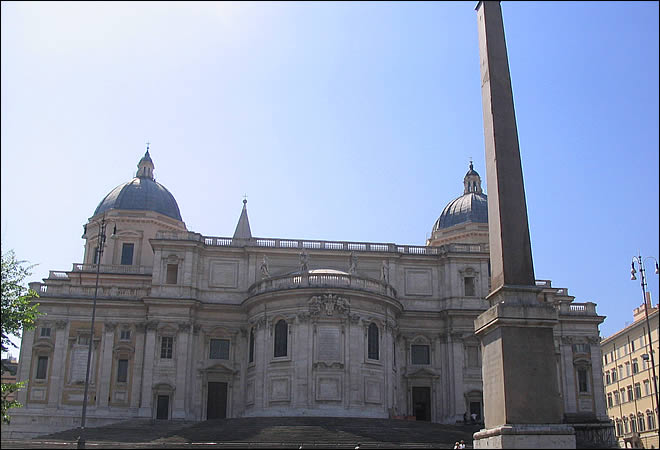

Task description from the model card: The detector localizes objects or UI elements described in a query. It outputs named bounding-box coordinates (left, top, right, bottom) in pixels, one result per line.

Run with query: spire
left=136, top=143, right=155, bottom=180
left=232, top=199, right=252, bottom=240
left=463, top=160, right=483, bottom=194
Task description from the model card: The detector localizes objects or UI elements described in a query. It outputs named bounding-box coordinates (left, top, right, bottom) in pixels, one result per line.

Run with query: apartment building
left=602, top=296, right=659, bottom=448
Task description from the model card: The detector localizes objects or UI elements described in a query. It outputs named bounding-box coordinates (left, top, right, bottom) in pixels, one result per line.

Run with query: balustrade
left=249, top=271, right=397, bottom=298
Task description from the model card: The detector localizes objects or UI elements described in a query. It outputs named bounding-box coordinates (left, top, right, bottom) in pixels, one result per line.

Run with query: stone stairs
left=2, top=417, right=481, bottom=448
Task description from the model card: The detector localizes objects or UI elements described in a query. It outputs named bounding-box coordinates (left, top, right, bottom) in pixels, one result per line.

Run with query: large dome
left=432, top=162, right=488, bottom=231
left=93, top=150, right=183, bottom=221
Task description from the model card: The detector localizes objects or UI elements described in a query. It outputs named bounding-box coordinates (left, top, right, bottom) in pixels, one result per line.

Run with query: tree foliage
left=1, top=249, right=41, bottom=424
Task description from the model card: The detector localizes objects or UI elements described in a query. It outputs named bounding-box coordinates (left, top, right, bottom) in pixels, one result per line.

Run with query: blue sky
left=1, top=1, right=658, bottom=357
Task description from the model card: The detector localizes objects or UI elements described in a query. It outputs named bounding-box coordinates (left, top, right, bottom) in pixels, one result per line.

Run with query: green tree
left=1, top=250, right=41, bottom=424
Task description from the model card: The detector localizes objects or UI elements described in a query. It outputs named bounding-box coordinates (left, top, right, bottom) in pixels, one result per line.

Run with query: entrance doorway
left=207, top=382, right=228, bottom=419
left=469, top=401, right=482, bottom=423
left=412, top=387, right=431, bottom=421
left=156, top=395, right=169, bottom=420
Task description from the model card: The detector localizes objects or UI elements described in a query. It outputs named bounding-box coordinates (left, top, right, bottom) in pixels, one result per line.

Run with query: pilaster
left=47, top=321, right=69, bottom=408
left=97, top=322, right=117, bottom=408
left=172, top=322, right=190, bottom=418
left=138, top=321, right=157, bottom=417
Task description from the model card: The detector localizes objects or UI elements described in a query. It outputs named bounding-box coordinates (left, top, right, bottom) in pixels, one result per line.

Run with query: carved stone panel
left=316, top=376, right=342, bottom=401
left=317, top=327, right=341, bottom=362
left=210, top=260, right=239, bottom=288
left=269, top=377, right=290, bottom=402
left=404, top=269, right=433, bottom=296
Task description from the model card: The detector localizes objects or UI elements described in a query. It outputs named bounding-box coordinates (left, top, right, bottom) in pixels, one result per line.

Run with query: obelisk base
left=473, top=424, right=576, bottom=449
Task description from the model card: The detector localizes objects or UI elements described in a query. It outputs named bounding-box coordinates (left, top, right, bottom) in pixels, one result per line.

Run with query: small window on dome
left=121, top=243, right=134, bottom=266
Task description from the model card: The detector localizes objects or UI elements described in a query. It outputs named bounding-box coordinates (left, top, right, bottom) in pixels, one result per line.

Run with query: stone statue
left=349, top=252, right=358, bottom=274
left=260, top=255, right=270, bottom=279
left=299, top=249, right=309, bottom=273
left=381, top=260, right=390, bottom=283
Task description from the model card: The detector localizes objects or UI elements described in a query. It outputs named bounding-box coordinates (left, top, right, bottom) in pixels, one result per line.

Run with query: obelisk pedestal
left=472, top=2, right=575, bottom=448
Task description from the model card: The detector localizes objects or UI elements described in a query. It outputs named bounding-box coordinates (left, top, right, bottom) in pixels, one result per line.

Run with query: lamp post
left=631, top=254, right=659, bottom=441
left=77, top=214, right=114, bottom=449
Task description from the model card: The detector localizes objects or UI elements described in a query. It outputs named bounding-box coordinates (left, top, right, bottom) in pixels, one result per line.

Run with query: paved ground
left=1, top=417, right=480, bottom=449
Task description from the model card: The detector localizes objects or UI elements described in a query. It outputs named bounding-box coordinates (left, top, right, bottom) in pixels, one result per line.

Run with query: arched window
left=615, top=419, right=622, bottom=436
left=249, top=327, right=255, bottom=363
left=648, top=410, right=656, bottom=430
left=368, top=323, right=379, bottom=360
left=274, top=320, right=288, bottom=358
left=630, top=415, right=637, bottom=433
left=638, top=413, right=646, bottom=432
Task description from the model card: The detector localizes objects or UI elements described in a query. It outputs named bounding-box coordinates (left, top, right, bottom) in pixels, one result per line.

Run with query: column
left=172, top=322, right=190, bottom=419
left=589, top=337, right=608, bottom=420
left=47, top=320, right=69, bottom=408
left=16, top=328, right=36, bottom=406
left=97, top=322, right=117, bottom=408
left=138, top=321, right=158, bottom=417
left=451, top=332, right=466, bottom=423
left=130, top=323, right=146, bottom=410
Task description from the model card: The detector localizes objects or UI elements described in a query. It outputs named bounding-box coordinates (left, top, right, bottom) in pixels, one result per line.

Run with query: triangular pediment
left=404, top=367, right=440, bottom=379
left=201, top=362, right=238, bottom=374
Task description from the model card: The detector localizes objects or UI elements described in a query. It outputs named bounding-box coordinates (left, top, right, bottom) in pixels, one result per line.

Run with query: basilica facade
left=5, top=152, right=609, bottom=438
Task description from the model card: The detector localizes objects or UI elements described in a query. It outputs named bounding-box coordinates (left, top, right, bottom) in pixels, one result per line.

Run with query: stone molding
left=308, top=294, right=350, bottom=318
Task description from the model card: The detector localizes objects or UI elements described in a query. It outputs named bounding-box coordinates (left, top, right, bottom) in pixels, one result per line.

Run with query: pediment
left=201, top=362, right=238, bottom=375
left=404, top=367, right=440, bottom=379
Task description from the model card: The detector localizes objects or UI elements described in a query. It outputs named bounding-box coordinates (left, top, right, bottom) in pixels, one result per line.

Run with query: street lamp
left=77, top=214, right=114, bottom=449
left=631, top=253, right=659, bottom=441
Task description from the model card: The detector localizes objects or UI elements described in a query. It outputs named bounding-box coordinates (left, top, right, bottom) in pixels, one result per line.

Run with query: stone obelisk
left=472, top=2, right=575, bottom=448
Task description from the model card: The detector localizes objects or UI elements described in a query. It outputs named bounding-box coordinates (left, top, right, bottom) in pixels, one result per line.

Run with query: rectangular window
left=635, top=383, right=642, bottom=399
left=78, top=335, right=90, bottom=346
left=612, top=369, right=617, bottom=382
left=117, top=359, right=128, bottom=382
left=166, top=264, right=178, bottom=284
left=645, top=380, right=651, bottom=396
left=160, top=336, right=173, bottom=359
left=578, top=368, right=589, bottom=393
left=618, top=365, right=623, bottom=379
left=627, top=386, right=634, bottom=401
left=633, top=359, right=639, bottom=374
left=607, top=393, right=613, bottom=407
left=120, top=329, right=131, bottom=341
left=411, top=345, right=430, bottom=365
left=573, top=343, right=590, bottom=354
left=620, top=389, right=626, bottom=403
left=93, top=246, right=99, bottom=264
left=464, top=277, right=475, bottom=297
left=631, top=340, right=636, bottom=352
left=36, top=356, right=48, bottom=379
left=209, top=339, right=230, bottom=360
left=604, top=354, right=608, bottom=365
left=614, top=391, right=620, bottom=405
left=40, top=327, right=51, bottom=337
left=121, top=243, right=134, bottom=266
left=626, top=362, right=631, bottom=377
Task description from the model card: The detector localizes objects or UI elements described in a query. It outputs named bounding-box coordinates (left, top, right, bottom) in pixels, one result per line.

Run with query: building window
left=631, top=340, right=636, bottom=352
left=274, top=320, right=288, bottom=358
left=40, top=327, right=51, bottom=338
left=635, top=383, right=642, bottom=399
left=367, top=323, right=379, bottom=360
left=121, top=243, right=134, bottom=266
left=411, top=344, right=430, bottom=365
left=647, top=411, right=656, bottom=430
left=36, top=356, right=48, bottom=379
left=93, top=246, right=99, bottom=264
left=618, top=365, right=623, bottom=380
left=615, top=420, right=622, bottom=436
left=464, top=277, right=476, bottom=297
left=120, top=329, right=131, bottom=341
left=249, top=328, right=255, bottom=363
left=625, top=362, right=631, bottom=377
left=633, top=359, right=639, bottom=374
left=606, top=372, right=611, bottom=385
left=620, top=389, right=626, bottom=403
left=614, top=391, right=620, bottom=405
left=644, top=380, right=651, bottom=396
left=573, top=343, right=589, bottom=354
left=627, top=386, right=634, bottom=402
left=210, top=339, right=230, bottom=360
left=78, top=335, right=90, bottom=346
left=577, top=368, right=589, bottom=393
left=160, top=336, right=173, bottom=359
left=631, top=415, right=637, bottom=433
left=117, top=359, right=128, bottom=383
left=166, top=264, right=178, bottom=284
left=612, top=369, right=617, bottom=382
left=638, top=414, right=646, bottom=432
left=607, top=393, right=613, bottom=407
left=623, top=417, right=629, bottom=434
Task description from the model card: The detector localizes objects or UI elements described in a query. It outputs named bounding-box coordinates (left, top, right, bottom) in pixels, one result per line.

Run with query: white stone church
left=5, top=151, right=609, bottom=438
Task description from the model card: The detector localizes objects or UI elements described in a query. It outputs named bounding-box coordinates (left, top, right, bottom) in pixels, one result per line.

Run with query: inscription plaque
left=317, top=327, right=340, bottom=361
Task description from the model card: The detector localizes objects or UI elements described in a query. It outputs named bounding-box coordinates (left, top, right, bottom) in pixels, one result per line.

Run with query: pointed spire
left=136, top=143, right=155, bottom=180
left=463, top=160, right=483, bottom=194
left=232, top=199, right=252, bottom=240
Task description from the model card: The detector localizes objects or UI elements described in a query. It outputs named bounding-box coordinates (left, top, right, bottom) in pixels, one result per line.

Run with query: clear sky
left=1, top=1, right=658, bottom=358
